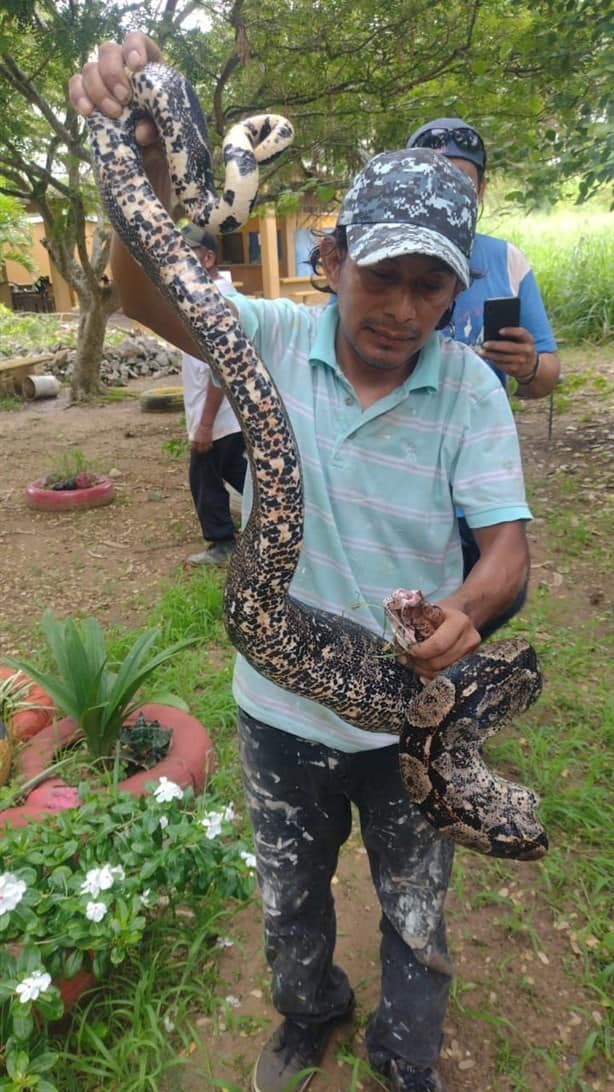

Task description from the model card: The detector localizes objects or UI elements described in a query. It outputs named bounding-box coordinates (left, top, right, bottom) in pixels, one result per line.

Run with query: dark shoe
left=187, top=540, right=235, bottom=565
left=388, top=1059, right=446, bottom=1092
left=252, top=996, right=355, bottom=1092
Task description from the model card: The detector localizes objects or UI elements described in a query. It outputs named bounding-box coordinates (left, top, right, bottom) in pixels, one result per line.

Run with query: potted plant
left=0, top=781, right=256, bottom=1091
left=24, top=449, right=115, bottom=512
left=0, top=610, right=215, bottom=828
left=0, top=671, right=55, bottom=790
left=0, top=669, right=55, bottom=745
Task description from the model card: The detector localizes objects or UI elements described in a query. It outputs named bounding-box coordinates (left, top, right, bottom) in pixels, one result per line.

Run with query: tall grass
left=480, top=205, right=613, bottom=345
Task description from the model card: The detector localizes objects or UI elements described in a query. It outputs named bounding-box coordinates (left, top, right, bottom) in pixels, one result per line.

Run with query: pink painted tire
left=0, top=704, right=216, bottom=830
left=24, top=475, right=115, bottom=512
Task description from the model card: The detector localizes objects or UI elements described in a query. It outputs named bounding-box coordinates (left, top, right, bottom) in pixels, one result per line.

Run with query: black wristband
left=517, top=353, right=540, bottom=385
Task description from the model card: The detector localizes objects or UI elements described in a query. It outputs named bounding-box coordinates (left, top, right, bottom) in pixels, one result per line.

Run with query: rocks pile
left=53, top=332, right=181, bottom=386
left=2, top=331, right=181, bottom=387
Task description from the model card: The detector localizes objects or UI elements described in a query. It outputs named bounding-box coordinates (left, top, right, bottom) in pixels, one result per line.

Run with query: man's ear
left=319, top=236, right=343, bottom=291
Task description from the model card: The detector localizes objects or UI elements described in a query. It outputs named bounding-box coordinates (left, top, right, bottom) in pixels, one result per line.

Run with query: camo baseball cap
left=337, top=148, right=477, bottom=288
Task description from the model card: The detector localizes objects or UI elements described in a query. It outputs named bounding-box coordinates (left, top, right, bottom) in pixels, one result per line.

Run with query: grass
left=442, top=351, right=613, bottom=1086
left=480, top=202, right=613, bottom=345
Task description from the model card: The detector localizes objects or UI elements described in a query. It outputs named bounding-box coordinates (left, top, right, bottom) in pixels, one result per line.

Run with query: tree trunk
left=70, top=283, right=118, bottom=401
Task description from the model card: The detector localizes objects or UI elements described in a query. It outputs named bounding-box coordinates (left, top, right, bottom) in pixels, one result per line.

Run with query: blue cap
left=337, top=148, right=477, bottom=288
left=182, top=224, right=218, bottom=252
left=406, top=118, right=486, bottom=173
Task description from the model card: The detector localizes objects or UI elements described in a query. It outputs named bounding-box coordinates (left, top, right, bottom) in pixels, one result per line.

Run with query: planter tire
left=0, top=717, right=11, bottom=786
left=0, top=703, right=216, bottom=830
left=25, top=475, right=115, bottom=512
left=0, top=667, right=55, bottom=742
left=140, top=386, right=184, bottom=413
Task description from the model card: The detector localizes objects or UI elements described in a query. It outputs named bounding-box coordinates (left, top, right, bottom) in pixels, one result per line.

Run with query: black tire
left=140, top=386, right=184, bottom=413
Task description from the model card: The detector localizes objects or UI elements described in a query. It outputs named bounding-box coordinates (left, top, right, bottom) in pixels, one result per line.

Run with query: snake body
left=87, top=63, right=547, bottom=860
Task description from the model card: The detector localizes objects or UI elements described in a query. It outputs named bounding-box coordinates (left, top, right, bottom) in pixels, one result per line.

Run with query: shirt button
left=345, top=395, right=354, bottom=405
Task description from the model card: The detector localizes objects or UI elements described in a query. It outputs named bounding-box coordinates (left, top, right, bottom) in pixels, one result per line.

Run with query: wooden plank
left=0, top=352, right=57, bottom=375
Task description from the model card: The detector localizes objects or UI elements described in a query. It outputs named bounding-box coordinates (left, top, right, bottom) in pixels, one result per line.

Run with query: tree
left=0, top=190, right=35, bottom=274
left=0, top=0, right=609, bottom=397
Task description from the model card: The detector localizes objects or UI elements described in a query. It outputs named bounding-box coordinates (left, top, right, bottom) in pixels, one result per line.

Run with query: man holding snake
left=71, top=34, right=532, bottom=1092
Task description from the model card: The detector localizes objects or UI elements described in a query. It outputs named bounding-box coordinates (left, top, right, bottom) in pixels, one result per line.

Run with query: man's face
left=447, top=157, right=485, bottom=199
left=323, top=247, right=460, bottom=374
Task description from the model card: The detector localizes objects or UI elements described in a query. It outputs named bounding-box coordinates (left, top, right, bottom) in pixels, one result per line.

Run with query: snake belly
left=86, top=62, right=547, bottom=861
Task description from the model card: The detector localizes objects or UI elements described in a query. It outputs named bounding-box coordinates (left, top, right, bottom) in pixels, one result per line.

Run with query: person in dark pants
left=72, top=38, right=533, bottom=1092
left=181, top=226, right=246, bottom=564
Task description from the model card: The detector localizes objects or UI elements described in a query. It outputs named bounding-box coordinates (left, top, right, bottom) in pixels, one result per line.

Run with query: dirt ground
left=1, top=343, right=612, bottom=1091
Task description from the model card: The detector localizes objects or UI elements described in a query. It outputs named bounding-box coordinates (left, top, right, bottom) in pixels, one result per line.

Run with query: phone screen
left=483, top=297, right=521, bottom=342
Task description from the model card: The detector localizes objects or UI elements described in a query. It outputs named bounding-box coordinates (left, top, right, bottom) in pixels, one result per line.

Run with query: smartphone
left=483, top=296, right=521, bottom=342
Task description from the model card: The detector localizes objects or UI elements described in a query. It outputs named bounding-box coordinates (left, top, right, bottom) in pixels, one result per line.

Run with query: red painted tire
left=25, top=475, right=115, bottom=512
left=0, top=704, right=216, bottom=830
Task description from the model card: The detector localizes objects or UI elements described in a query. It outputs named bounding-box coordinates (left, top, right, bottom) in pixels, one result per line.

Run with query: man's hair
left=308, top=226, right=347, bottom=293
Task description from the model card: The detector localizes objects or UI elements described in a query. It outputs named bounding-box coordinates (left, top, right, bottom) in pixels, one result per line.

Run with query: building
left=1, top=206, right=336, bottom=313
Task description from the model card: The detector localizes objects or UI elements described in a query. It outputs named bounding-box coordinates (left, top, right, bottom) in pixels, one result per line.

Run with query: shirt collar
left=309, top=302, right=441, bottom=393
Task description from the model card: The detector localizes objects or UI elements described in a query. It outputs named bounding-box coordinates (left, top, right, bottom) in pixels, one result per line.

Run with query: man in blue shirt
left=406, top=118, right=560, bottom=400
left=71, top=37, right=532, bottom=1092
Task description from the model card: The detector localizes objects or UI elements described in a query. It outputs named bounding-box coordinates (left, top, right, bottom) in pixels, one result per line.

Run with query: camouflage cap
left=337, top=148, right=477, bottom=288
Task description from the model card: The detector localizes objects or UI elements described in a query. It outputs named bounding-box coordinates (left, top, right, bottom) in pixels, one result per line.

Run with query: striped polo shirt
left=231, top=296, right=531, bottom=753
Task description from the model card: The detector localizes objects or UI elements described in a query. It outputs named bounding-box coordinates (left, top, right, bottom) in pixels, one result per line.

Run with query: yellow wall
left=2, top=208, right=337, bottom=308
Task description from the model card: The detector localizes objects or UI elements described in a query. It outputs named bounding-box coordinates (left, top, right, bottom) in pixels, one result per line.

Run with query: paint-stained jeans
left=237, top=709, right=455, bottom=1069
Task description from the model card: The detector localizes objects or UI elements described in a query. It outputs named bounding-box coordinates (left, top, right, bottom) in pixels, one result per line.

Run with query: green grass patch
left=480, top=206, right=613, bottom=345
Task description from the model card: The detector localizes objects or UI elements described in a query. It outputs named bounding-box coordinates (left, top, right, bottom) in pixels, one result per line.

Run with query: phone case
left=483, top=297, right=521, bottom=342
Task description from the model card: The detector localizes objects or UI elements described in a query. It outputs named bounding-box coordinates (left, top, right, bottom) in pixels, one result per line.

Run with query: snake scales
left=87, top=63, right=547, bottom=861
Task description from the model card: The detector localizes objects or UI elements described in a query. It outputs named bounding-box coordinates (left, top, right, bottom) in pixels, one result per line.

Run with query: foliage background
left=0, top=0, right=611, bottom=396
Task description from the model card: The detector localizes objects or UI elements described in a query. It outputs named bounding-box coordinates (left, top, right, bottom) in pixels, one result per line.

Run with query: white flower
left=0, top=872, right=27, bottom=915
left=200, top=812, right=223, bottom=840
left=215, top=936, right=234, bottom=949
left=15, top=971, right=52, bottom=1003
left=223, top=803, right=235, bottom=822
left=154, top=777, right=184, bottom=803
left=159, top=815, right=169, bottom=830
left=80, top=863, right=120, bottom=898
left=140, top=888, right=152, bottom=908
left=240, top=851, right=257, bottom=871
left=163, top=1012, right=175, bottom=1032
left=225, top=995, right=240, bottom=1008
left=85, top=901, right=107, bottom=923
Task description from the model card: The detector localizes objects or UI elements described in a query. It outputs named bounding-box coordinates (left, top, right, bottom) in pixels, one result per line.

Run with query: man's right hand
left=191, top=423, right=215, bottom=454
left=68, top=32, right=163, bottom=146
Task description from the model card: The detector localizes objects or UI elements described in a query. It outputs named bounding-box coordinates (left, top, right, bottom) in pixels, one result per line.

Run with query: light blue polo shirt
left=231, top=296, right=531, bottom=753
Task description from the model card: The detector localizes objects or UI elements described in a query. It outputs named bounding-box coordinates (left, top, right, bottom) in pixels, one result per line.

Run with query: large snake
left=86, top=63, right=547, bottom=861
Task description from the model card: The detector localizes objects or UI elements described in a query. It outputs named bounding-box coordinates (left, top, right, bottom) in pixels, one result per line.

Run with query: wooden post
left=282, top=213, right=297, bottom=278
left=259, top=208, right=280, bottom=299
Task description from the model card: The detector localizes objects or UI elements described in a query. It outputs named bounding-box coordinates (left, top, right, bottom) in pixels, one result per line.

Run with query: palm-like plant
left=4, top=611, right=197, bottom=760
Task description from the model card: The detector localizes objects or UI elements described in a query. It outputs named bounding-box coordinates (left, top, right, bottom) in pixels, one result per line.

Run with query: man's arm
left=480, top=334, right=561, bottom=399
left=69, top=33, right=214, bottom=356
left=110, top=144, right=206, bottom=355
left=191, top=382, right=225, bottom=453
left=407, top=520, right=529, bottom=679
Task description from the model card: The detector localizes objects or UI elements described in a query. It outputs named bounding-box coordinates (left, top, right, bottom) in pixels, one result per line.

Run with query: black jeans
left=458, top=516, right=527, bottom=638
left=188, top=432, right=246, bottom=543
left=238, top=710, right=454, bottom=1070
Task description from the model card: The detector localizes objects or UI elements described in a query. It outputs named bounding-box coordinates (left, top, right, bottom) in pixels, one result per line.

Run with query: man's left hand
left=397, top=606, right=480, bottom=680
